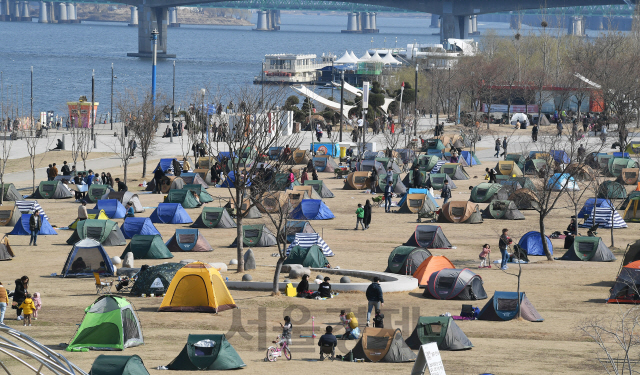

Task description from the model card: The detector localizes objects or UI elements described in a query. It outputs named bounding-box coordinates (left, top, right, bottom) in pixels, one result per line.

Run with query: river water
left=0, top=13, right=524, bottom=116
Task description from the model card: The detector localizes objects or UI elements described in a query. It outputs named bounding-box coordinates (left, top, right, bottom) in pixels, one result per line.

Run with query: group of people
left=0, top=276, right=41, bottom=327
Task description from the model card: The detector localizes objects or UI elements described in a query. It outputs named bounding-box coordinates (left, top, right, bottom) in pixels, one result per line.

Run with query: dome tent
left=426, top=173, right=456, bottom=190
left=165, top=229, right=213, bottom=252
left=608, top=157, right=638, bottom=177
left=482, top=200, right=525, bottom=220
left=225, top=198, right=262, bottom=219
left=597, top=180, right=627, bottom=199
left=107, top=191, right=144, bottom=213
left=89, top=355, right=151, bottom=375
left=559, top=236, right=616, bottom=262
left=478, top=291, right=544, bottom=322
left=120, top=217, right=161, bottom=239
left=608, top=261, right=640, bottom=303
left=345, top=171, right=371, bottom=190
left=9, top=213, right=57, bottom=235
left=440, top=163, right=469, bottom=180
left=405, top=316, right=473, bottom=351
left=312, top=156, right=339, bottom=172
left=289, top=199, right=335, bottom=220
left=285, top=220, right=315, bottom=243
left=66, top=219, right=126, bottom=246
left=149, top=203, right=193, bottom=224
left=94, top=199, right=127, bottom=219
left=69, top=209, right=109, bottom=230
left=165, top=189, right=201, bottom=209
left=350, top=328, right=416, bottom=363
left=0, top=236, right=14, bottom=261
left=578, top=198, right=613, bottom=218
left=518, top=231, right=553, bottom=256
left=167, top=334, right=245, bottom=370
left=397, top=193, right=437, bottom=214
left=620, top=167, right=640, bottom=185
left=439, top=201, right=483, bottom=224
left=130, top=262, right=184, bottom=296
left=413, top=255, right=455, bottom=286
left=470, top=183, right=510, bottom=203
left=508, top=188, right=539, bottom=210
left=304, top=180, right=334, bottom=198
left=547, top=173, right=579, bottom=191
left=0, top=205, right=21, bottom=227
left=579, top=206, right=627, bottom=229
left=180, top=172, right=209, bottom=188
left=183, top=184, right=213, bottom=203
left=192, top=207, right=237, bottom=228
left=495, top=161, right=523, bottom=177
left=1, top=183, right=23, bottom=201
left=386, top=246, right=432, bottom=275
left=404, top=225, right=453, bottom=249
left=121, top=235, right=173, bottom=260
left=423, top=268, right=487, bottom=300
left=61, top=238, right=115, bottom=277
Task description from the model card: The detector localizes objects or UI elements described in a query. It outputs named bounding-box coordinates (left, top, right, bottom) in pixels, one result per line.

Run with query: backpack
left=346, top=312, right=358, bottom=329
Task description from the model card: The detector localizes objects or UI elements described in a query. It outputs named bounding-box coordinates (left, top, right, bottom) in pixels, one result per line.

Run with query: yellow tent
left=69, top=209, right=109, bottom=229
left=159, top=262, right=236, bottom=313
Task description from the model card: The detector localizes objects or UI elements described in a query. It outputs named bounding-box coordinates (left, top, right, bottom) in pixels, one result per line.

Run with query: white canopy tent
left=381, top=52, right=402, bottom=65
left=292, top=85, right=355, bottom=119
left=349, top=51, right=359, bottom=61
left=369, top=51, right=384, bottom=63
left=335, top=50, right=358, bottom=65
left=359, top=51, right=372, bottom=61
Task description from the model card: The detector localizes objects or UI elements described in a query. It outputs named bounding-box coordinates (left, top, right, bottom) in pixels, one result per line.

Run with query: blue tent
left=94, top=199, right=126, bottom=219
left=547, top=173, right=579, bottom=191
left=120, top=217, right=161, bottom=239
left=310, top=143, right=340, bottom=157
left=478, top=291, right=544, bottom=322
left=578, top=198, right=613, bottom=218
left=217, top=151, right=236, bottom=160
left=549, top=150, right=570, bottom=164
left=155, top=158, right=179, bottom=173
left=61, top=238, right=115, bottom=277
left=289, top=200, right=335, bottom=220
left=397, top=188, right=439, bottom=208
left=518, top=231, right=553, bottom=256
left=613, top=152, right=630, bottom=158
left=219, top=171, right=251, bottom=188
left=9, top=214, right=57, bottom=235
left=460, top=151, right=480, bottom=166
left=149, top=203, right=193, bottom=224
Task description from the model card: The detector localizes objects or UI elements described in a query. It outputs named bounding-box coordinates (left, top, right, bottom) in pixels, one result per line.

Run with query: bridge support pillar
left=441, top=14, right=469, bottom=42
left=38, top=1, right=47, bottom=22
left=128, top=6, right=137, bottom=26
left=58, top=2, right=68, bottom=23
left=254, top=10, right=268, bottom=30
left=370, top=12, right=376, bottom=30
left=430, top=14, right=440, bottom=28
left=0, top=0, right=7, bottom=21
left=363, top=12, right=370, bottom=30
left=47, top=1, right=56, bottom=23
left=470, top=15, right=479, bottom=35
left=20, top=1, right=30, bottom=21
left=275, top=9, right=280, bottom=25
left=356, top=12, right=362, bottom=30
left=67, top=3, right=78, bottom=23
left=127, top=6, right=175, bottom=58
left=11, top=0, right=20, bottom=21
left=343, top=12, right=357, bottom=33
left=510, top=14, right=521, bottom=29
left=568, top=16, right=585, bottom=36
left=169, top=7, right=179, bottom=27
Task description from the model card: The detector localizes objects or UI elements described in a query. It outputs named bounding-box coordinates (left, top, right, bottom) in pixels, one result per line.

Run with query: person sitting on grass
left=318, top=277, right=332, bottom=298
left=317, top=326, right=337, bottom=360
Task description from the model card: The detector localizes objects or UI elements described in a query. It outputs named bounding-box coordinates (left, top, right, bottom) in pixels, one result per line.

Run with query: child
left=355, top=204, right=365, bottom=230
left=339, top=310, right=352, bottom=338
left=479, top=244, right=491, bottom=267
left=19, top=293, right=35, bottom=326
left=373, top=309, right=384, bottom=328
left=279, top=316, right=292, bottom=347
left=32, top=292, right=42, bottom=320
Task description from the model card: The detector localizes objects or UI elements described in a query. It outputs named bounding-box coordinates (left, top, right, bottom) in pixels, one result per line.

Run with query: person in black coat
left=13, top=276, right=28, bottom=320
left=318, top=277, right=332, bottom=298
left=29, top=210, right=42, bottom=246
left=153, top=167, right=165, bottom=194
left=412, top=166, right=422, bottom=188
left=296, top=274, right=310, bottom=297
left=363, top=200, right=372, bottom=230
left=317, top=326, right=338, bottom=360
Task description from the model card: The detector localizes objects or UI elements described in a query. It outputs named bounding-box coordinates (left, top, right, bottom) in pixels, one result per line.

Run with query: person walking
left=61, top=161, right=71, bottom=176
left=355, top=203, right=365, bottom=230
left=499, top=228, right=512, bottom=270
left=501, top=137, right=508, bottom=159
left=365, top=277, right=384, bottom=327
left=29, top=210, right=41, bottom=246
left=363, top=200, right=372, bottom=230
left=557, top=119, right=563, bottom=137
left=300, top=168, right=309, bottom=185
left=0, top=281, right=8, bottom=325
left=494, top=139, right=501, bottom=158
left=441, top=180, right=452, bottom=204
left=370, top=167, right=378, bottom=194
left=384, top=181, right=393, bottom=213
left=532, top=123, right=539, bottom=142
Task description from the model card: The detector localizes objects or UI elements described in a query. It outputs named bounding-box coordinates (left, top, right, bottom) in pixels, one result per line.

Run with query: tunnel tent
left=231, top=224, right=277, bottom=247
left=120, top=217, right=161, bottom=239
left=285, top=233, right=333, bottom=257
left=304, top=180, right=334, bottom=198
left=121, top=235, right=173, bottom=260
left=620, top=168, right=640, bottom=185
left=495, top=161, right=524, bottom=177
left=180, top=172, right=209, bottom=189
left=565, top=163, right=596, bottom=181
left=623, top=197, right=640, bottom=222
left=559, top=236, right=616, bottom=261
left=549, top=150, right=571, bottom=164
left=440, top=163, right=469, bottom=180
left=287, top=190, right=309, bottom=209
left=225, top=198, right=262, bottom=219
left=413, top=256, right=455, bottom=286
left=69, top=209, right=109, bottom=230
left=94, top=199, right=126, bottom=219
left=482, top=200, right=525, bottom=220
left=312, top=156, right=339, bottom=173
left=518, top=231, right=553, bottom=256
left=107, top=191, right=144, bottom=213
left=423, top=268, right=487, bottom=300
left=29, top=180, right=74, bottom=199
left=402, top=170, right=428, bottom=188
left=165, top=189, right=201, bottom=209
left=470, top=183, right=509, bottom=203
left=597, top=180, right=628, bottom=200
left=292, top=185, right=322, bottom=200
left=89, top=354, right=151, bottom=375
left=1, top=183, right=23, bottom=201
left=283, top=245, right=329, bottom=268
left=289, top=199, right=334, bottom=220
left=66, top=219, right=127, bottom=246
left=427, top=173, right=456, bottom=190
left=439, top=201, right=483, bottom=224
left=609, top=157, right=638, bottom=177
left=159, top=262, right=236, bottom=313
left=504, top=154, right=525, bottom=170
left=397, top=194, right=432, bottom=214
left=167, top=334, right=246, bottom=370
left=375, top=157, right=402, bottom=174
left=9, top=214, right=57, bottom=235
left=350, top=328, right=416, bottom=363
left=61, top=239, right=115, bottom=277
left=404, top=225, right=453, bottom=249
left=460, top=150, right=481, bottom=166
left=416, top=155, right=440, bottom=171
left=579, top=206, right=627, bottom=229
left=149, top=203, right=193, bottom=224
left=547, top=173, right=579, bottom=191
left=165, top=229, right=213, bottom=252
left=257, top=192, right=292, bottom=214
left=292, top=149, right=312, bottom=164
left=405, top=316, right=473, bottom=351
left=0, top=237, right=13, bottom=261
left=183, top=184, right=213, bottom=203
left=398, top=189, right=439, bottom=209
left=145, top=175, right=185, bottom=194
left=608, top=261, right=640, bottom=303
left=386, top=246, right=432, bottom=275
left=285, top=220, right=315, bottom=243
left=192, top=207, right=237, bottom=229
left=345, top=171, right=371, bottom=190
left=0, top=205, right=21, bottom=227
left=524, top=158, right=547, bottom=175
left=66, top=295, right=144, bottom=351
left=478, top=291, right=544, bottom=322
left=86, top=184, right=113, bottom=204
left=130, top=262, right=184, bottom=296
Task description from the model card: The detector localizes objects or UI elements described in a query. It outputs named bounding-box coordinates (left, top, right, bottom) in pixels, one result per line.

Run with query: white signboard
left=411, top=342, right=446, bottom=375
left=362, top=82, right=370, bottom=108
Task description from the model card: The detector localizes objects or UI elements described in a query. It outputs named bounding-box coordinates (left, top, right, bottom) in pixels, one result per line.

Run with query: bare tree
left=0, top=105, right=13, bottom=204
left=129, top=93, right=164, bottom=178
left=24, top=124, right=41, bottom=193
left=113, top=91, right=141, bottom=184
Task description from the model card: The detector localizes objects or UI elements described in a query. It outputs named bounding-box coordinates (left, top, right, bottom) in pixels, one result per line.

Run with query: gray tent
left=386, top=246, right=432, bottom=275
left=350, top=328, right=416, bottom=363
left=1, top=184, right=23, bottom=201
left=107, top=191, right=145, bottom=213
left=192, top=207, right=237, bottom=229
left=478, top=291, right=544, bottom=322
left=423, top=268, right=487, bottom=300
left=231, top=224, right=278, bottom=247
left=225, top=199, right=262, bottom=219
left=405, top=316, right=473, bottom=351
left=559, top=236, right=616, bottom=262
left=303, top=180, right=334, bottom=198
left=404, top=225, right=453, bottom=249
left=482, top=200, right=525, bottom=220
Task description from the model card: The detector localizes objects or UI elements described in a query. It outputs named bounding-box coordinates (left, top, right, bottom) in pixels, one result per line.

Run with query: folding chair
left=94, top=272, right=112, bottom=295
left=460, top=304, right=474, bottom=319
left=319, top=343, right=335, bottom=361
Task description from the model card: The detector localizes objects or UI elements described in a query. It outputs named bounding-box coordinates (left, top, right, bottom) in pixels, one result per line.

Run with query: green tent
left=405, top=316, right=473, bottom=351
left=90, top=355, right=150, bottom=375
left=66, top=219, right=127, bottom=246
left=304, top=180, right=334, bottom=198
left=597, top=180, right=627, bottom=199
left=30, top=180, right=73, bottom=199
left=192, top=206, right=237, bottom=228
left=165, top=189, right=201, bottom=208
left=283, top=245, right=329, bottom=268
left=559, top=236, right=617, bottom=262
left=416, top=155, right=440, bottom=171
left=1, top=183, right=22, bottom=201
left=428, top=173, right=456, bottom=190
left=130, top=263, right=183, bottom=296
left=167, top=334, right=246, bottom=370
left=525, top=159, right=547, bottom=175
left=621, top=191, right=640, bottom=210
left=121, top=235, right=173, bottom=259
left=274, top=173, right=301, bottom=190
left=505, top=154, right=526, bottom=170
left=66, top=295, right=144, bottom=351
left=470, top=183, right=504, bottom=203
left=230, top=224, right=277, bottom=247
left=608, top=157, right=638, bottom=177
left=403, top=170, right=427, bottom=188
left=386, top=246, right=431, bottom=275
left=183, top=184, right=213, bottom=203
left=482, top=200, right=525, bottom=220
left=227, top=157, right=253, bottom=170
left=86, top=185, right=112, bottom=203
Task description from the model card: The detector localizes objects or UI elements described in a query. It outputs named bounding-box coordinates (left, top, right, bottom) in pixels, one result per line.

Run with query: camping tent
left=427, top=173, right=456, bottom=190
left=622, top=191, right=640, bottom=209
left=0, top=237, right=14, bottom=261
left=312, top=156, right=339, bottom=173
left=149, top=203, right=193, bottom=224
left=580, top=206, right=627, bottom=229
left=398, top=189, right=439, bottom=209
left=285, top=233, right=333, bottom=257
left=609, top=157, right=638, bottom=177
left=345, top=171, right=371, bottom=190
left=397, top=194, right=436, bottom=214
left=416, top=155, right=440, bottom=171
left=287, top=190, right=309, bottom=209
left=121, top=235, right=173, bottom=259
left=107, top=191, right=144, bottom=213
left=470, top=183, right=510, bottom=203
left=293, top=149, right=312, bottom=164
left=413, top=256, right=455, bottom=286
left=146, top=176, right=185, bottom=194
left=180, top=172, right=209, bottom=189
left=623, top=196, right=640, bottom=222
left=357, top=160, right=386, bottom=176
left=495, top=161, right=524, bottom=177
left=66, top=295, right=144, bottom=351
left=0, top=205, right=21, bottom=227
left=405, top=316, right=473, bottom=351
left=423, top=268, right=487, bottom=300
left=1, top=183, right=22, bottom=201
left=482, top=200, right=525, bottom=220
left=165, top=229, right=213, bottom=252
left=69, top=209, right=109, bottom=229
left=153, top=158, right=181, bottom=173
left=549, top=150, right=571, bottom=164
left=559, top=236, right=616, bottom=261
left=608, top=260, right=640, bottom=303
left=184, top=184, right=213, bottom=203
left=165, top=189, right=201, bottom=209
left=460, top=151, right=481, bottom=166
left=565, top=164, right=596, bottom=181
left=478, top=291, right=544, bottom=322
left=193, top=168, right=214, bottom=185
left=439, top=201, right=483, bottom=224
left=375, top=157, right=402, bottom=173
left=159, top=262, right=236, bottom=313
left=85, top=185, right=112, bottom=203
left=28, top=181, right=73, bottom=199
left=304, top=180, right=334, bottom=198
left=375, top=174, right=406, bottom=195
left=15, top=200, right=47, bottom=219
left=225, top=199, right=262, bottom=219
left=66, top=219, right=126, bottom=246
left=404, top=225, right=453, bottom=248
left=167, top=334, right=245, bottom=370
left=386, top=246, right=432, bottom=275
left=9, top=214, right=56, bottom=235
left=440, top=163, right=469, bottom=180
left=94, top=199, right=127, bottom=219
left=258, top=192, right=291, bottom=213
left=518, top=231, right=553, bottom=256
left=397, top=149, right=416, bottom=165
left=292, top=185, right=322, bottom=200
left=402, top=170, right=428, bottom=188
left=597, top=181, right=627, bottom=199
left=350, top=328, right=416, bottom=363
left=524, top=159, right=548, bottom=175
left=192, top=207, right=237, bottom=228
left=504, top=154, right=525, bottom=170
left=89, top=355, right=150, bottom=375
left=424, top=139, right=445, bottom=152
left=218, top=171, right=251, bottom=189
left=130, top=262, right=183, bottom=296
left=231, top=224, right=277, bottom=247
left=547, top=173, right=579, bottom=191
left=285, top=220, right=315, bottom=243
left=283, top=245, right=329, bottom=268
left=289, top=199, right=335, bottom=220
left=621, top=168, right=640, bottom=185
left=60, top=238, right=115, bottom=277
left=120, top=217, right=161, bottom=239
left=578, top=198, right=613, bottom=218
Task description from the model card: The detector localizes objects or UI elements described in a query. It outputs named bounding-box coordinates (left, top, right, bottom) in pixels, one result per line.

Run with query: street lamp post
left=110, top=63, right=114, bottom=131
left=91, top=69, right=96, bottom=148
left=171, top=60, right=175, bottom=143
left=30, top=67, right=33, bottom=135
left=151, top=29, right=159, bottom=108
left=339, top=70, right=344, bottom=142
left=202, top=88, right=207, bottom=144
left=414, top=63, right=418, bottom=136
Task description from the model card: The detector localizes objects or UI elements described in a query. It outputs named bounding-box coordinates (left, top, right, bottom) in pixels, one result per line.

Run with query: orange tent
left=412, top=255, right=455, bottom=286
left=636, top=182, right=640, bottom=191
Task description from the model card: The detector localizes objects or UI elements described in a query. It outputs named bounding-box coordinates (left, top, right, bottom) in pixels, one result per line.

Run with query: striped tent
left=285, top=233, right=334, bottom=257
left=431, top=160, right=446, bottom=173
left=15, top=200, right=48, bottom=220
left=580, top=207, right=627, bottom=229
